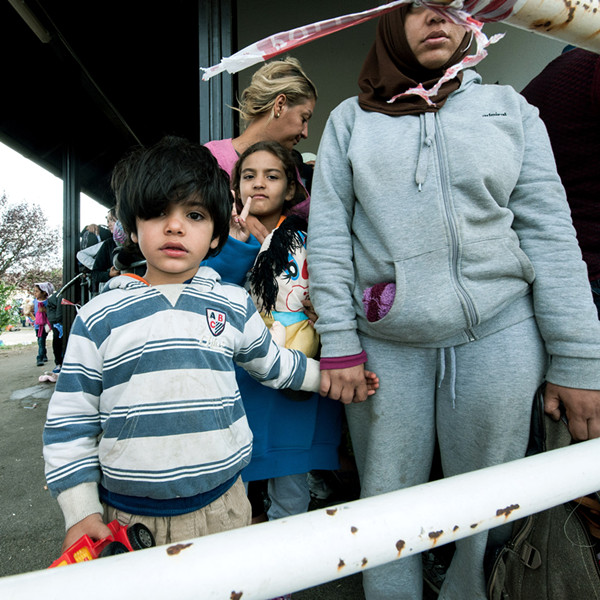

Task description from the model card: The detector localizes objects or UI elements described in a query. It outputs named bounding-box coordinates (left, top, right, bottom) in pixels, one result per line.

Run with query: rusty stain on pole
left=433, top=0, right=600, bottom=52
left=460, top=0, right=600, bottom=52
left=506, top=0, right=600, bottom=51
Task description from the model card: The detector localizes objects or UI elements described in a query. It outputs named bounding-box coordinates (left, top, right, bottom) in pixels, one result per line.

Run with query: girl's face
left=267, top=97, right=315, bottom=151
left=404, top=6, right=466, bottom=70
left=34, top=286, right=46, bottom=300
left=239, top=151, right=295, bottom=223
left=107, top=212, right=117, bottom=233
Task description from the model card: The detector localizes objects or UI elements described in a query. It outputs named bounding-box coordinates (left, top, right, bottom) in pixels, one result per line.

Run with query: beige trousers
left=104, top=476, right=251, bottom=545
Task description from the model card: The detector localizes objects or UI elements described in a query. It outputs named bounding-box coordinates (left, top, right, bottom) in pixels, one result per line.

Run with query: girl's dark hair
left=230, top=140, right=307, bottom=215
left=112, top=136, right=231, bottom=259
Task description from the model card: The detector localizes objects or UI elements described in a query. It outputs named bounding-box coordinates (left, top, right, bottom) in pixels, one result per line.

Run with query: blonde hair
left=236, top=57, right=317, bottom=124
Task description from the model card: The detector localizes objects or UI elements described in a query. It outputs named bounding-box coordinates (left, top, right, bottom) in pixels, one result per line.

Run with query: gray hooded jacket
left=307, top=70, right=600, bottom=389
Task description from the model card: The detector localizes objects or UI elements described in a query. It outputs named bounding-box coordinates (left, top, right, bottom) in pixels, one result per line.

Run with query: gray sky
left=0, top=142, right=108, bottom=231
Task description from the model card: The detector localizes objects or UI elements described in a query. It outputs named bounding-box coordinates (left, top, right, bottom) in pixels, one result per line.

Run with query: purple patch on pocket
left=362, top=282, right=396, bottom=322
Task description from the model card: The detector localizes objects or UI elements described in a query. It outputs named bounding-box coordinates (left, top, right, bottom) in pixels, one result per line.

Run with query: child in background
left=43, top=136, right=378, bottom=552
left=33, top=282, right=54, bottom=367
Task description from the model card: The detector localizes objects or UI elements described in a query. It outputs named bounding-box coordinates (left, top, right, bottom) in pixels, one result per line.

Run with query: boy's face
left=131, top=200, right=219, bottom=285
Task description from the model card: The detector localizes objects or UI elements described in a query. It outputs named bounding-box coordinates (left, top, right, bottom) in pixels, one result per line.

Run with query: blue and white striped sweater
left=43, top=267, right=317, bottom=519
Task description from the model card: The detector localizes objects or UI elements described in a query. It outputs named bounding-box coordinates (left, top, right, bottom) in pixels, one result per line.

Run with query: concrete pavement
left=0, top=326, right=38, bottom=347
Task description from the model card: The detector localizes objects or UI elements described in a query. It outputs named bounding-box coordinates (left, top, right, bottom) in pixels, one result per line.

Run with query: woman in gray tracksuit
left=306, top=5, right=600, bottom=600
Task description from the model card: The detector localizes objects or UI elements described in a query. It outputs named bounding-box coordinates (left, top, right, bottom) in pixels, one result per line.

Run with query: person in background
left=522, top=47, right=600, bottom=316
left=291, top=149, right=314, bottom=194
left=306, top=5, right=600, bottom=599
left=301, top=152, right=316, bottom=168
left=80, top=223, right=111, bottom=250
left=16, top=298, right=26, bottom=327
left=22, top=297, right=34, bottom=327
left=89, top=208, right=120, bottom=293
left=33, top=282, right=54, bottom=367
left=46, top=287, right=64, bottom=374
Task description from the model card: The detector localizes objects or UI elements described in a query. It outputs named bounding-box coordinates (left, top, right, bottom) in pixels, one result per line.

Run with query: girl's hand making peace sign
left=229, top=196, right=252, bottom=242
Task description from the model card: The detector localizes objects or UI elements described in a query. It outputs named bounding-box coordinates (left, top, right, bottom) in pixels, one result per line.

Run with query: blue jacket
left=205, top=236, right=342, bottom=481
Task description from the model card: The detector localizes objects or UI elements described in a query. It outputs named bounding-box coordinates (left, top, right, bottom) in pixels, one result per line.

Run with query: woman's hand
left=544, top=382, right=600, bottom=441
left=320, top=364, right=377, bottom=404
left=229, top=197, right=252, bottom=243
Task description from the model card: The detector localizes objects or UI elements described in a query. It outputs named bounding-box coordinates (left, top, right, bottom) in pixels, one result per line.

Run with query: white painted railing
left=1, top=437, right=599, bottom=600
left=463, top=0, right=600, bottom=53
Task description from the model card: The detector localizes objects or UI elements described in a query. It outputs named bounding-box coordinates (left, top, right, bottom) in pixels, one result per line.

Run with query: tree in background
left=4, top=267, right=63, bottom=295
left=0, top=193, right=62, bottom=288
left=0, top=281, right=20, bottom=330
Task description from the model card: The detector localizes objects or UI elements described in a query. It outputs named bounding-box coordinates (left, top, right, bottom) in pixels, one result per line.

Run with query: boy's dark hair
left=112, top=136, right=232, bottom=259
left=230, top=140, right=307, bottom=216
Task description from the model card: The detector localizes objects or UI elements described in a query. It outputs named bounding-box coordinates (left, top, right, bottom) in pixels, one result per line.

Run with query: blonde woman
left=206, top=57, right=316, bottom=242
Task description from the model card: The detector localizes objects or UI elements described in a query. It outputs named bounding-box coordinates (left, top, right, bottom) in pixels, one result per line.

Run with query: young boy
left=43, top=136, right=376, bottom=551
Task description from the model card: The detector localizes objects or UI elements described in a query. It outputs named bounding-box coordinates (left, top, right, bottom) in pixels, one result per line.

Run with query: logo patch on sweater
left=206, top=309, right=226, bottom=336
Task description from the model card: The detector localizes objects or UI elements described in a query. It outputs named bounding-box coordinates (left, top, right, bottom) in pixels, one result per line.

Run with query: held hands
left=321, top=365, right=379, bottom=404
left=62, top=513, right=112, bottom=553
left=544, top=382, right=600, bottom=441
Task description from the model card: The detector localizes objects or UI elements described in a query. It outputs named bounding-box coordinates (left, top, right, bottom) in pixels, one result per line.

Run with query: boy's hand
left=62, top=513, right=112, bottom=553
left=364, top=370, right=379, bottom=396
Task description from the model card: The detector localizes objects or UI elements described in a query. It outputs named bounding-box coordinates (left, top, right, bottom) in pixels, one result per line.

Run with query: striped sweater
left=43, top=267, right=320, bottom=528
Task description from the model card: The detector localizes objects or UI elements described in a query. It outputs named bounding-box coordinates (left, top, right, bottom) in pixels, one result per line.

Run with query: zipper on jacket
left=433, top=114, right=478, bottom=341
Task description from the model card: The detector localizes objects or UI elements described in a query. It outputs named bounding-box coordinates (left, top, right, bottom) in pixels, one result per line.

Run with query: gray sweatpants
left=346, top=317, right=547, bottom=600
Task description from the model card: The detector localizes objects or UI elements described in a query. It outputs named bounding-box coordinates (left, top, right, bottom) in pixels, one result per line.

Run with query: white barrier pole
left=504, top=0, right=600, bottom=53
left=460, top=0, right=600, bottom=53
left=2, top=438, right=599, bottom=600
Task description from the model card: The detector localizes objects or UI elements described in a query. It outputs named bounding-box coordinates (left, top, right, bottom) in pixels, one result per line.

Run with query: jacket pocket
left=362, top=282, right=397, bottom=322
